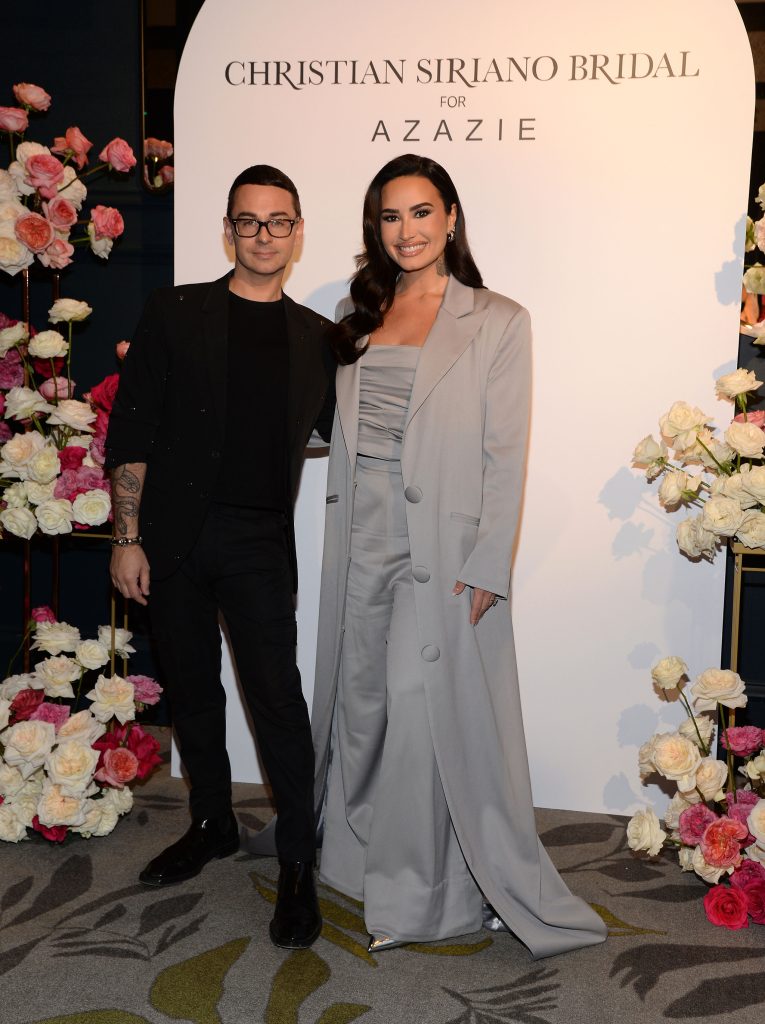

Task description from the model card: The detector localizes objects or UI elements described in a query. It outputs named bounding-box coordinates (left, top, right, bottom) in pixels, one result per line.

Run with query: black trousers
left=148, top=503, right=315, bottom=862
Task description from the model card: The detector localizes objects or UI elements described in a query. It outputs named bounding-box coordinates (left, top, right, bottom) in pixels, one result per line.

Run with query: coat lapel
left=336, top=355, right=361, bottom=468
left=200, top=273, right=232, bottom=447
left=404, top=276, right=488, bottom=434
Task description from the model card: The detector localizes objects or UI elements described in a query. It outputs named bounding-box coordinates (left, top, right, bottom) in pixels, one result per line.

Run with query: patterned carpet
left=2, top=730, right=765, bottom=1024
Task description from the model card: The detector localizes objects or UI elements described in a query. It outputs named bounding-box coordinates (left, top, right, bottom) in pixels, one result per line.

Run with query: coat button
left=413, top=565, right=430, bottom=583
left=421, top=645, right=440, bottom=662
left=404, top=485, right=423, bottom=503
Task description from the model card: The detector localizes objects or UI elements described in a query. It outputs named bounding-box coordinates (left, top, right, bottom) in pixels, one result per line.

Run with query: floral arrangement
left=143, top=136, right=173, bottom=191
left=627, top=657, right=765, bottom=929
left=0, top=606, right=162, bottom=843
left=632, top=368, right=765, bottom=559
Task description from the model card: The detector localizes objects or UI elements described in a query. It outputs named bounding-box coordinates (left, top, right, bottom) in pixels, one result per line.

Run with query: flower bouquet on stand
left=627, top=657, right=765, bottom=929
left=0, top=608, right=162, bottom=843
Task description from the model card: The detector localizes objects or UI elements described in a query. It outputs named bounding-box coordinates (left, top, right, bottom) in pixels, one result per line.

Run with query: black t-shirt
left=214, top=291, right=288, bottom=509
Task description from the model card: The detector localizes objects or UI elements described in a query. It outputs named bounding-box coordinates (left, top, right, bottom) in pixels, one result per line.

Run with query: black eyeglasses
left=229, top=217, right=299, bottom=238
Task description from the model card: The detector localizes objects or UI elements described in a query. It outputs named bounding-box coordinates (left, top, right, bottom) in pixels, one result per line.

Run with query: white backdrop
left=173, top=0, right=754, bottom=814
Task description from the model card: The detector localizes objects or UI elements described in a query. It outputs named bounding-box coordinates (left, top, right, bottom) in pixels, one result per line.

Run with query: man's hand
left=111, top=545, right=151, bottom=606
left=453, top=580, right=499, bottom=626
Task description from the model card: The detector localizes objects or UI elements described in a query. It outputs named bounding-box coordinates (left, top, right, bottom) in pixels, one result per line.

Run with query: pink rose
left=54, top=465, right=108, bottom=502
left=98, top=138, right=136, bottom=173
left=127, top=674, right=162, bottom=706
left=730, top=858, right=765, bottom=889
left=0, top=107, right=29, bottom=133
left=89, top=373, right=119, bottom=413
left=721, top=726, right=764, bottom=758
left=726, top=790, right=760, bottom=842
left=734, top=410, right=765, bottom=431
left=703, top=884, right=749, bottom=929
left=144, top=137, right=173, bottom=160
left=32, top=817, right=67, bottom=842
left=44, top=196, right=77, bottom=231
left=51, top=126, right=92, bottom=170
left=0, top=350, right=25, bottom=389
left=678, top=803, right=718, bottom=846
left=159, top=165, right=174, bottom=185
left=89, top=434, right=106, bottom=466
left=25, top=153, right=65, bottom=199
left=13, top=83, right=51, bottom=111
left=31, top=605, right=56, bottom=623
left=10, top=688, right=45, bottom=722
left=700, top=817, right=748, bottom=869
left=90, top=205, right=124, bottom=240
left=95, top=746, right=139, bottom=788
left=30, top=702, right=70, bottom=731
left=115, top=340, right=130, bottom=360
left=39, top=376, right=75, bottom=400
left=38, top=237, right=74, bottom=270
left=15, top=212, right=55, bottom=253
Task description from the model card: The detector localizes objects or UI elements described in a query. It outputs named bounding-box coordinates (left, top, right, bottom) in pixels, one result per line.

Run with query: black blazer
left=105, top=273, right=336, bottom=584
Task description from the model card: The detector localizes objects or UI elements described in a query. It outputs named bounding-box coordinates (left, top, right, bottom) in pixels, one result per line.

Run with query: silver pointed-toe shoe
left=367, top=934, right=408, bottom=953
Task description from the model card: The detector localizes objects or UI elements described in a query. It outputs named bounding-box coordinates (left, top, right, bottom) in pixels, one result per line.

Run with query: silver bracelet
left=111, top=535, right=143, bottom=547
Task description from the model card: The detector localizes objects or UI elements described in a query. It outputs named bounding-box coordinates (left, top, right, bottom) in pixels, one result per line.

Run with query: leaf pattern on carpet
left=610, top=943, right=765, bottom=999
left=137, top=892, right=204, bottom=935
left=264, top=948, right=331, bottom=1023
left=6, top=854, right=93, bottom=926
left=443, top=967, right=559, bottom=1024
left=149, top=936, right=250, bottom=1024
left=590, top=904, right=665, bottom=937
left=662, top=972, right=765, bottom=1017
left=30, top=1013, right=152, bottom=1024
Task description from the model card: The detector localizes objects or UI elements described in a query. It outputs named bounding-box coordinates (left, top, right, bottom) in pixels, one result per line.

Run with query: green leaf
left=150, top=936, right=250, bottom=1024
left=264, top=948, right=330, bottom=1024
left=590, top=903, right=666, bottom=937
left=315, top=1004, right=371, bottom=1024
left=320, top=922, right=377, bottom=966
left=412, top=936, right=493, bottom=956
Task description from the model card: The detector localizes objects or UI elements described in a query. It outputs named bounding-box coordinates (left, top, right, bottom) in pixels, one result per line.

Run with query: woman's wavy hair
left=330, top=154, right=484, bottom=365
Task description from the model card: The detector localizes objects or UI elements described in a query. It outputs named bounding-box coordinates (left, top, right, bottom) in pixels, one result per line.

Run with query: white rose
left=676, top=514, right=717, bottom=560
left=0, top=761, right=26, bottom=798
left=678, top=714, right=715, bottom=750
left=31, top=620, right=81, bottom=656
left=0, top=168, right=19, bottom=202
left=72, top=489, right=111, bottom=527
left=701, top=495, right=745, bottom=538
left=57, top=166, right=87, bottom=210
left=12, top=792, right=38, bottom=829
left=46, top=399, right=96, bottom=433
left=0, top=197, right=26, bottom=226
left=24, top=479, right=56, bottom=506
left=633, top=434, right=667, bottom=469
left=36, top=781, right=87, bottom=828
left=746, top=841, right=765, bottom=865
left=26, top=445, right=61, bottom=485
left=691, top=845, right=730, bottom=884
left=35, top=498, right=74, bottom=536
left=725, top=420, right=765, bottom=458
left=737, top=511, right=765, bottom=550
left=694, top=757, right=729, bottom=801
left=658, top=471, right=700, bottom=509
left=34, top=655, right=80, bottom=699
left=0, top=720, right=56, bottom=778
left=0, top=321, right=27, bottom=357
left=651, top=732, right=702, bottom=791
left=721, top=471, right=759, bottom=510
left=0, top=696, right=10, bottom=731
left=27, top=329, right=69, bottom=360
left=0, top=804, right=28, bottom=842
left=747, top=799, right=765, bottom=845
left=715, top=368, right=763, bottom=400
left=3, top=386, right=52, bottom=421
left=0, top=505, right=37, bottom=540
left=97, top=625, right=135, bottom=658
left=44, top=740, right=100, bottom=796
left=739, top=463, right=765, bottom=504
left=0, top=673, right=42, bottom=700
left=659, top=401, right=710, bottom=451
left=2, top=482, right=27, bottom=508
left=626, top=808, right=667, bottom=857
left=691, top=668, right=748, bottom=712
left=75, top=639, right=110, bottom=671
left=57, top=709, right=105, bottom=746
left=651, top=656, right=688, bottom=691
left=86, top=221, right=113, bottom=260
left=743, top=753, right=765, bottom=783
left=48, top=298, right=92, bottom=324
left=103, top=785, right=134, bottom=816
left=678, top=846, right=695, bottom=872
left=0, top=234, right=33, bottom=275
left=72, top=797, right=119, bottom=838
left=85, top=674, right=135, bottom=725
left=2, top=429, right=45, bottom=470
left=638, top=735, right=658, bottom=778
left=743, top=263, right=765, bottom=295
left=664, top=792, right=698, bottom=832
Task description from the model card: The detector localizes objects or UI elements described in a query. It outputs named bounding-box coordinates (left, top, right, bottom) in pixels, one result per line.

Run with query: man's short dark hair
left=226, top=165, right=302, bottom=219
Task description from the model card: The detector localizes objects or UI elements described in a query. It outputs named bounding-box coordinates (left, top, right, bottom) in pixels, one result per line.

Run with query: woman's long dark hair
left=330, top=154, right=484, bottom=365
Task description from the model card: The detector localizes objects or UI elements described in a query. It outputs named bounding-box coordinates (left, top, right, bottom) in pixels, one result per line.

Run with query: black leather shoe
left=139, top=811, right=239, bottom=886
left=269, top=861, right=322, bottom=949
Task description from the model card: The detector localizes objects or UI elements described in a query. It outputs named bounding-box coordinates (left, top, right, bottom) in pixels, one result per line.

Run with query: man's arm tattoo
left=112, top=464, right=146, bottom=537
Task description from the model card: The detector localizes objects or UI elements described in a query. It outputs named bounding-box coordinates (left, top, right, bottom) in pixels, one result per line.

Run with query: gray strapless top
left=357, top=345, right=420, bottom=461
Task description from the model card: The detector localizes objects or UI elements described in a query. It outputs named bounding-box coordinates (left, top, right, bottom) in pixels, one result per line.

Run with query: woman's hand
left=453, top=580, right=499, bottom=625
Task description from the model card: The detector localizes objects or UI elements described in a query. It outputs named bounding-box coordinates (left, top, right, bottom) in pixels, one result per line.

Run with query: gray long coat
left=312, top=276, right=606, bottom=959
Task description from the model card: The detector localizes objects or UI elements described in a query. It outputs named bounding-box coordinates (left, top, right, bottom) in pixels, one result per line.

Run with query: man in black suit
left=105, top=164, right=335, bottom=949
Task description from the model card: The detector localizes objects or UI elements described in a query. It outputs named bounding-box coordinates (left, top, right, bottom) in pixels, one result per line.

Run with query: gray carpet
left=2, top=729, right=764, bottom=1024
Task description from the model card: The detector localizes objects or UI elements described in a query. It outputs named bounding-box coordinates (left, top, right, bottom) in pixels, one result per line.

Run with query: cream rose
left=715, top=368, right=763, bottom=400
left=658, top=471, right=700, bottom=509
left=3, top=385, right=51, bottom=421
left=676, top=514, right=717, bottom=560
left=692, top=845, right=731, bottom=884
left=701, top=495, right=745, bottom=538
left=626, top=808, right=667, bottom=857
left=0, top=673, right=41, bottom=700
left=744, top=263, right=765, bottom=295
left=34, top=655, right=80, bottom=699
left=72, top=489, right=111, bottom=527
left=651, top=732, right=702, bottom=791
left=24, top=480, right=56, bottom=506
left=0, top=762, right=26, bottom=799
left=85, top=674, right=135, bottom=724
left=737, top=511, right=765, bottom=550
left=31, top=620, right=80, bottom=655
left=0, top=168, right=20, bottom=202
left=0, top=697, right=10, bottom=731
left=659, top=401, right=710, bottom=451
left=725, top=420, right=765, bottom=458
left=0, top=321, right=27, bottom=356
left=678, top=714, right=715, bottom=750
left=678, top=846, right=695, bottom=872
left=747, top=799, right=765, bottom=845
left=36, top=781, right=87, bottom=828
left=73, top=797, right=119, bottom=838
left=0, top=505, right=37, bottom=540
left=633, top=435, right=668, bottom=476
left=0, top=805, right=28, bottom=842
left=3, top=482, right=27, bottom=508
left=721, top=472, right=759, bottom=510
left=743, top=753, right=765, bottom=783
left=57, top=166, right=87, bottom=210
left=48, top=297, right=92, bottom=323
left=56, top=709, right=105, bottom=746
left=75, top=639, right=110, bottom=671
left=44, top=740, right=99, bottom=796
left=651, top=656, right=688, bottom=691
left=740, top=463, right=765, bottom=504
left=35, top=498, right=74, bottom=536
left=691, top=668, right=748, bottom=712
left=27, top=329, right=68, bottom=359
left=2, top=429, right=45, bottom=471
left=46, top=399, right=96, bottom=433
left=103, top=785, right=134, bottom=816
left=87, top=222, right=113, bottom=260
left=26, top=445, right=61, bottom=485
left=638, top=736, right=658, bottom=778
left=97, top=625, right=135, bottom=658
left=0, top=235, right=33, bottom=275
left=746, top=841, right=765, bottom=865
left=694, top=758, right=729, bottom=801
left=1, top=719, right=56, bottom=778
left=664, top=792, right=698, bottom=833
